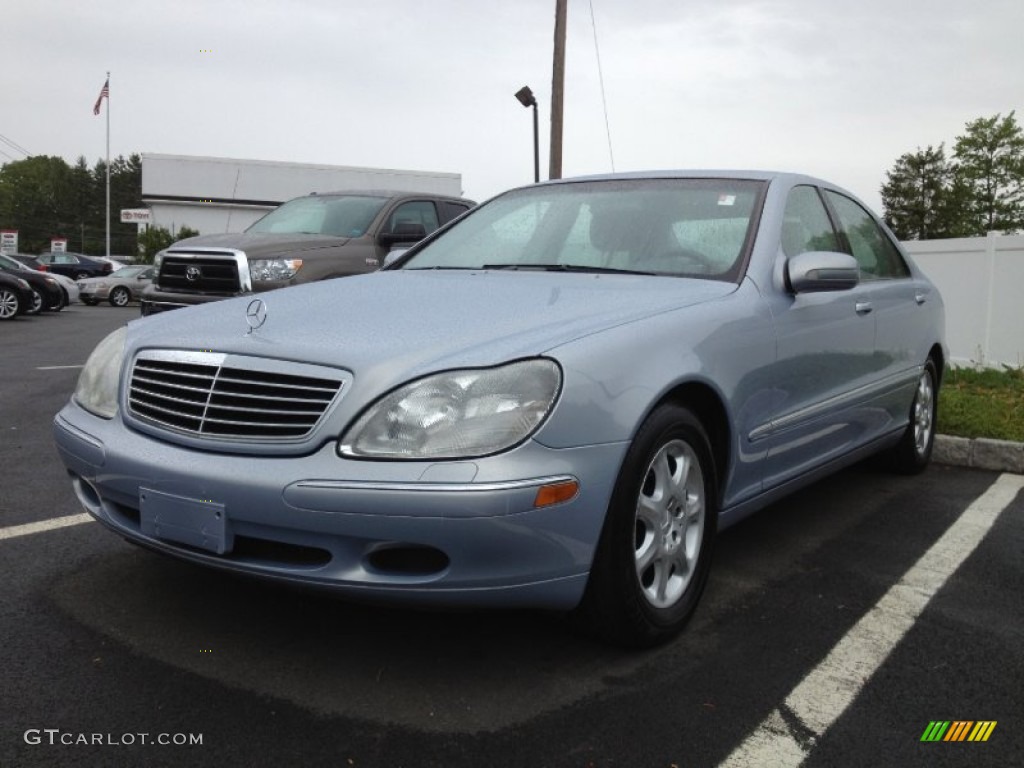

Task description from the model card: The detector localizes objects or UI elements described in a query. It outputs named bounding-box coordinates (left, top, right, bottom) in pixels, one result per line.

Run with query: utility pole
left=549, top=0, right=567, bottom=180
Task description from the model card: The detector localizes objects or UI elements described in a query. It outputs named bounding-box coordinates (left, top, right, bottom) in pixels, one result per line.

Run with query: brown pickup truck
left=140, top=190, right=474, bottom=315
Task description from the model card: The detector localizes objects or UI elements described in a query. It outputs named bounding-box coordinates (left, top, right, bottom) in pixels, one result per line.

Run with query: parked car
left=54, top=171, right=945, bottom=647
left=6, top=253, right=79, bottom=307
left=36, top=251, right=114, bottom=280
left=0, top=253, right=64, bottom=313
left=78, top=265, right=156, bottom=306
left=140, top=190, right=475, bottom=315
left=0, top=272, right=33, bottom=320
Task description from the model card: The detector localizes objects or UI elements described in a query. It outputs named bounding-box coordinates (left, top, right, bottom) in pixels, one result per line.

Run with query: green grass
left=939, top=366, right=1024, bottom=442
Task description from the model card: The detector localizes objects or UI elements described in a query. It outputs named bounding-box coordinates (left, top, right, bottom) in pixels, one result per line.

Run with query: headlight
left=153, top=251, right=166, bottom=268
left=16, top=278, right=30, bottom=289
left=250, top=258, right=303, bottom=282
left=339, top=359, right=561, bottom=459
left=74, top=327, right=127, bottom=419
left=44, top=277, right=58, bottom=286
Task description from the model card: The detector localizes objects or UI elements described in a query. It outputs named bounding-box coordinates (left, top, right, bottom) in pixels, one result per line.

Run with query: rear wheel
left=575, top=403, right=717, bottom=647
left=75, top=271, right=90, bottom=280
left=888, top=359, right=938, bottom=474
left=0, top=288, right=22, bottom=320
left=109, top=286, right=130, bottom=307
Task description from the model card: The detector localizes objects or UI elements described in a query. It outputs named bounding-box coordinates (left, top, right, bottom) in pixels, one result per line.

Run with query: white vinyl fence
left=904, top=233, right=1024, bottom=369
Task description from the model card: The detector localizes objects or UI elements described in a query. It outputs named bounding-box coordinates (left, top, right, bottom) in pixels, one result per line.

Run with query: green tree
left=881, top=145, right=970, bottom=239
left=953, top=112, right=1024, bottom=234
left=0, top=153, right=144, bottom=254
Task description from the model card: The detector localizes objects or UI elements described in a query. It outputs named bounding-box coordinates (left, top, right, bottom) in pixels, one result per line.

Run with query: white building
left=140, top=154, right=465, bottom=236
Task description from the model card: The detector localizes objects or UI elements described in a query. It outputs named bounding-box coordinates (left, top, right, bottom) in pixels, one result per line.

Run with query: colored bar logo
left=921, top=721, right=997, bottom=742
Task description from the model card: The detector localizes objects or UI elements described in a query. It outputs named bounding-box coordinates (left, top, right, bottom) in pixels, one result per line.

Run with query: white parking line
left=36, top=365, right=84, bottom=370
left=0, top=513, right=94, bottom=541
left=720, top=472, right=1024, bottom=768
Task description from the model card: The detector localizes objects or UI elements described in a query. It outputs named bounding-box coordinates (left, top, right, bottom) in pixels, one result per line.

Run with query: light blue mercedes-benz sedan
left=54, top=171, right=944, bottom=647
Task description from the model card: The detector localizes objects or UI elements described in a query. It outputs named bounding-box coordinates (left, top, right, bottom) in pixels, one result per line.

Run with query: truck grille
left=159, top=253, right=242, bottom=293
left=128, top=355, right=343, bottom=440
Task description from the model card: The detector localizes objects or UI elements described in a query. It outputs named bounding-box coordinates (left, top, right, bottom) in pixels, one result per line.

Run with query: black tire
left=887, top=359, right=938, bottom=474
left=82, top=298, right=98, bottom=306
left=49, top=288, right=67, bottom=311
left=109, top=286, right=130, bottom=307
left=26, top=287, right=44, bottom=315
left=574, top=403, right=718, bottom=648
left=0, top=288, right=22, bottom=320
left=75, top=271, right=90, bottom=280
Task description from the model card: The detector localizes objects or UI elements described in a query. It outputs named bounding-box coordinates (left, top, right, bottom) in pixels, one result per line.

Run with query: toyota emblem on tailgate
left=185, top=265, right=202, bottom=282
left=245, top=298, right=267, bottom=333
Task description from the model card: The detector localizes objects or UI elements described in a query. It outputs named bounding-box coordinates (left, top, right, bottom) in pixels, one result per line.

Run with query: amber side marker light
left=534, top=480, right=579, bottom=508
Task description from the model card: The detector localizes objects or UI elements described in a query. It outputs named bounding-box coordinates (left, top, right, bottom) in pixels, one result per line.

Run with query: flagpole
left=105, top=70, right=111, bottom=258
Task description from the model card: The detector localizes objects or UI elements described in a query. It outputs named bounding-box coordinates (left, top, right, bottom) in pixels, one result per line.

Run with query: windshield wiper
left=481, top=263, right=655, bottom=275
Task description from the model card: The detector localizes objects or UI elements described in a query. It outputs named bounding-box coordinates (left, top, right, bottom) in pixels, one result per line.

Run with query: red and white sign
left=0, top=229, right=17, bottom=254
left=120, top=208, right=151, bottom=223
left=50, top=238, right=68, bottom=253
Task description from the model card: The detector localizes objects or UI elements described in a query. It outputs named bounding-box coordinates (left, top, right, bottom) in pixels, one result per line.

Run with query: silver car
left=54, top=171, right=945, bottom=647
left=78, top=265, right=156, bottom=307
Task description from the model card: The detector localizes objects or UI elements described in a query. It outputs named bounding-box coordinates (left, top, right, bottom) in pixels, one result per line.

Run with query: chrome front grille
left=158, top=251, right=243, bottom=293
left=128, top=352, right=343, bottom=440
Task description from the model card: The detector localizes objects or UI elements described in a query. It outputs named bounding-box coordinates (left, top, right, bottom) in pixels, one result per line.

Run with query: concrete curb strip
left=934, top=435, right=1024, bottom=474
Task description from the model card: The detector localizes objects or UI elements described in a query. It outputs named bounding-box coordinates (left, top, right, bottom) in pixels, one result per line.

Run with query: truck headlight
left=250, top=258, right=303, bottom=282
left=74, top=327, right=127, bottom=419
left=339, top=359, right=561, bottom=459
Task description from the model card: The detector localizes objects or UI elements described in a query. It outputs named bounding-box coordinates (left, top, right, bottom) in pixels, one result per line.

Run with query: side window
left=440, top=201, right=471, bottom=224
left=387, top=201, right=440, bottom=238
left=780, top=185, right=839, bottom=257
left=824, top=191, right=910, bottom=279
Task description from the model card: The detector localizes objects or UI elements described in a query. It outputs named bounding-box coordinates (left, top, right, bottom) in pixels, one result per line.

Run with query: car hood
left=127, top=270, right=736, bottom=397
left=168, top=232, right=351, bottom=257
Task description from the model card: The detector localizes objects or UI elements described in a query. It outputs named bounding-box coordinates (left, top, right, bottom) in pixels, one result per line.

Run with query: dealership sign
left=51, top=238, right=67, bottom=253
left=121, top=208, right=152, bottom=223
left=0, top=229, right=16, bottom=254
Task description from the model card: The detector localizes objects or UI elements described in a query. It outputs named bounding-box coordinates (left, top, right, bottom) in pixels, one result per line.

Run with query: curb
left=934, top=435, right=1024, bottom=474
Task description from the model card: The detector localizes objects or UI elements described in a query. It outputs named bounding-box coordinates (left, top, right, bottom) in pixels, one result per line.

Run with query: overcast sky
left=3, top=0, right=1023, bottom=210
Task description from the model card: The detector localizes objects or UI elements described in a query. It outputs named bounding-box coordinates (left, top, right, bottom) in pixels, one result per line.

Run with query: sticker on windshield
left=718, top=194, right=736, bottom=206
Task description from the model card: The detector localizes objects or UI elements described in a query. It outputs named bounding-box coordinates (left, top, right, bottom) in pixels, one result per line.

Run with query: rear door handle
left=855, top=301, right=873, bottom=315
left=915, top=292, right=927, bottom=305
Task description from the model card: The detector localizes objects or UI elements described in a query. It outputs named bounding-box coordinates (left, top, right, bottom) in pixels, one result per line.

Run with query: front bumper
left=54, top=401, right=627, bottom=609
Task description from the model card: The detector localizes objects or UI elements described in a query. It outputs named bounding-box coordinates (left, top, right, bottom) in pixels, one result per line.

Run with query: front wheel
left=26, top=287, right=44, bottom=315
left=0, top=288, right=22, bottom=320
left=887, top=359, right=938, bottom=474
left=575, top=403, right=718, bottom=647
left=109, top=286, right=130, bottom=307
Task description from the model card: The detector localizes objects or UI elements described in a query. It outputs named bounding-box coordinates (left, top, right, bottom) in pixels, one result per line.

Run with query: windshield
left=402, top=178, right=764, bottom=279
left=246, top=195, right=388, bottom=237
left=0, top=253, right=26, bottom=271
left=110, top=265, right=149, bottom=278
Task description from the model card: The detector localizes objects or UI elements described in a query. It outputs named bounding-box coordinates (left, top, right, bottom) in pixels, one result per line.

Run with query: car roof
left=529, top=169, right=830, bottom=188
left=305, top=189, right=474, bottom=203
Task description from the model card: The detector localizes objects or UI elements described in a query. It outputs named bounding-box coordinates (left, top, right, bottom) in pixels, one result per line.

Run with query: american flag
left=93, top=78, right=109, bottom=115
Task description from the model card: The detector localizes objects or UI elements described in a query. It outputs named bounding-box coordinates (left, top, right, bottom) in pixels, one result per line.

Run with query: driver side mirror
left=378, top=221, right=427, bottom=247
left=787, top=251, right=859, bottom=293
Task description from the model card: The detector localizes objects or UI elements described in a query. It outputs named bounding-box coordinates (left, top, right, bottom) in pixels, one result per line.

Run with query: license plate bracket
left=139, top=488, right=231, bottom=554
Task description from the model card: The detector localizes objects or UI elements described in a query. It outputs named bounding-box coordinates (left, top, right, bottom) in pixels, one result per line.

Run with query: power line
left=0, top=132, right=31, bottom=157
left=589, top=0, right=615, bottom=172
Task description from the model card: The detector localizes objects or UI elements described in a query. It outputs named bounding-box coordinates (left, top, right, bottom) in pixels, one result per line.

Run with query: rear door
left=822, top=189, right=927, bottom=429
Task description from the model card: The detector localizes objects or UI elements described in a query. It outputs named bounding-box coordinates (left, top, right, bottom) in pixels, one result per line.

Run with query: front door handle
left=855, top=301, right=873, bottom=315
left=915, top=292, right=927, bottom=305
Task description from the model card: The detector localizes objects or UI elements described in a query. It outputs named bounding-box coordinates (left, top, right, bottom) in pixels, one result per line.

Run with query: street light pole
left=514, top=86, right=540, bottom=183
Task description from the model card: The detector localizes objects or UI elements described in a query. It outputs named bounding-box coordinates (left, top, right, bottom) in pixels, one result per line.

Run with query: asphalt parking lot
left=2, top=305, right=1021, bottom=768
